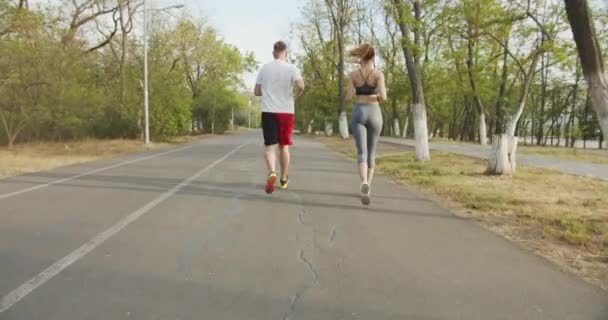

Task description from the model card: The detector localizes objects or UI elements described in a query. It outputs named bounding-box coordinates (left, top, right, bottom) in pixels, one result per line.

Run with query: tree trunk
left=466, top=22, right=487, bottom=145
left=495, top=37, right=510, bottom=134
left=393, top=0, right=430, bottom=161
left=402, top=105, right=410, bottom=138
left=335, top=1, right=349, bottom=139
left=550, top=90, right=557, bottom=146
left=338, top=111, right=348, bottom=138
left=583, top=90, right=591, bottom=148
left=413, top=103, right=430, bottom=161
left=325, top=120, right=333, bottom=136
left=231, top=107, right=234, bottom=132
left=557, top=121, right=562, bottom=146
left=496, top=54, right=538, bottom=175
left=506, top=54, right=540, bottom=136
left=479, top=112, right=487, bottom=145
left=307, top=120, right=314, bottom=134
left=1, top=113, right=25, bottom=149
left=566, top=68, right=581, bottom=147
left=506, top=98, right=528, bottom=137
left=487, top=134, right=518, bottom=175
left=393, top=118, right=401, bottom=137
left=118, top=0, right=128, bottom=105
left=565, top=0, right=608, bottom=149
left=537, top=52, right=548, bottom=145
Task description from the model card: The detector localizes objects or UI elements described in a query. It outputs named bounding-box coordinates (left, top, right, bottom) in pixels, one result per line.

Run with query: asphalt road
left=0, top=131, right=606, bottom=320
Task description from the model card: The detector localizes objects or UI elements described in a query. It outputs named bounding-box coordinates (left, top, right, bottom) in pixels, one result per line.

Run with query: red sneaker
left=265, top=172, right=277, bottom=194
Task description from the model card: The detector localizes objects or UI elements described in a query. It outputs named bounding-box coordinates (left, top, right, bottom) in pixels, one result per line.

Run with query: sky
left=157, top=0, right=303, bottom=88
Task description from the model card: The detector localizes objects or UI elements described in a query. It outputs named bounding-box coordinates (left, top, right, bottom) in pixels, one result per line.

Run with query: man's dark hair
left=273, top=41, right=287, bottom=53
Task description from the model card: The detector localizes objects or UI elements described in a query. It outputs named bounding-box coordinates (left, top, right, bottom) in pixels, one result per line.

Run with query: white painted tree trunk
left=325, top=120, right=333, bottom=136
left=413, top=103, right=430, bottom=161
left=487, top=134, right=518, bottom=175
left=393, top=118, right=401, bottom=137
left=307, top=120, right=314, bottom=134
left=479, top=112, right=488, bottom=145
left=338, top=111, right=349, bottom=138
left=506, top=97, right=527, bottom=137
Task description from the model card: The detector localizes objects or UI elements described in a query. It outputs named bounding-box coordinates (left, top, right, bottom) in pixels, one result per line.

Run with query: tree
left=297, top=0, right=343, bottom=135
left=391, top=0, right=430, bottom=161
left=0, top=1, right=255, bottom=147
left=564, top=0, right=608, bottom=149
left=325, top=0, right=356, bottom=138
left=372, top=4, right=410, bottom=137
left=0, top=7, right=46, bottom=148
left=462, top=0, right=491, bottom=145
left=484, top=0, right=559, bottom=174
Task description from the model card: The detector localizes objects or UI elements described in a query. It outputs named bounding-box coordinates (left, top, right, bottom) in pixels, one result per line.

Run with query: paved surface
left=0, top=131, right=606, bottom=320
left=382, top=137, right=608, bottom=181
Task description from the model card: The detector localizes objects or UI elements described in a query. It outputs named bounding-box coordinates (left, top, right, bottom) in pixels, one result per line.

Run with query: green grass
left=519, top=145, right=608, bottom=165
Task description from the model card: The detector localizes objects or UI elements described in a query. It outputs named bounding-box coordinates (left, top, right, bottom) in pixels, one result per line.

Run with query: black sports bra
left=355, top=69, right=377, bottom=96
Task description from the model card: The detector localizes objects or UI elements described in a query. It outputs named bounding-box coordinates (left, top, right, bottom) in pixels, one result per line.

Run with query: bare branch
left=63, top=0, right=120, bottom=45
left=482, top=31, right=526, bottom=75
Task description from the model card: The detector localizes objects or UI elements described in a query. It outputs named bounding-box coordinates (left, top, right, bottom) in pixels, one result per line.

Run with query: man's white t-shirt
left=256, top=59, right=302, bottom=114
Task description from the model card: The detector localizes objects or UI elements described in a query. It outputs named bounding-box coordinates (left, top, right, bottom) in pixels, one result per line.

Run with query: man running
left=254, top=41, right=305, bottom=194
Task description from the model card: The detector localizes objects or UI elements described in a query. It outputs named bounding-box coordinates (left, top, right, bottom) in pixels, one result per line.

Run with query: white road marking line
left=0, top=145, right=194, bottom=200
left=0, top=144, right=246, bottom=313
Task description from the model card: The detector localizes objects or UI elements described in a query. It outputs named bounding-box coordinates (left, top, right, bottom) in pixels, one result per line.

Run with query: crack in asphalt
left=281, top=191, right=322, bottom=320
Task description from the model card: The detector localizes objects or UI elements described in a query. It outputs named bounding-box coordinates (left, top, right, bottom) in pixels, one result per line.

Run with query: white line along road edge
left=0, top=144, right=246, bottom=313
left=0, top=145, right=194, bottom=200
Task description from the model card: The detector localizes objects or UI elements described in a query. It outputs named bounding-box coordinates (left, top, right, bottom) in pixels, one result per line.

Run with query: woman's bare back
left=350, top=69, right=381, bottom=104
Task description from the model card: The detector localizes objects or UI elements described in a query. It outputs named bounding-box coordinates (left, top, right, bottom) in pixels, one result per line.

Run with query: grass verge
left=427, top=137, right=608, bottom=165
left=0, top=136, right=204, bottom=179
left=518, top=145, right=608, bottom=165
left=317, top=136, right=608, bottom=290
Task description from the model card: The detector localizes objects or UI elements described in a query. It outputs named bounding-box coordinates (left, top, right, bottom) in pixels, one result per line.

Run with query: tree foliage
left=0, top=0, right=254, bottom=147
left=293, top=0, right=607, bottom=148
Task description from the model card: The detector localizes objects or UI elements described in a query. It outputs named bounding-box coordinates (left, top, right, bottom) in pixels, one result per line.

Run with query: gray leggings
left=351, top=104, right=383, bottom=168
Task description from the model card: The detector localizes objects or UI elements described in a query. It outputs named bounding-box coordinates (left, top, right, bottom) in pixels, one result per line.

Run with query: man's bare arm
left=254, top=84, right=262, bottom=96
left=294, top=79, right=305, bottom=97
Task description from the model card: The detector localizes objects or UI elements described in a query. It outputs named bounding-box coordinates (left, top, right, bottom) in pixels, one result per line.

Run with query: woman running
left=345, top=44, right=387, bottom=205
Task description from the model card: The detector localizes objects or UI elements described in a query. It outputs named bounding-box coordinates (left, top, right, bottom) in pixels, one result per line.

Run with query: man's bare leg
left=265, top=144, right=277, bottom=173
left=265, top=144, right=278, bottom=193
left=279, top=145, right=290, bottom=181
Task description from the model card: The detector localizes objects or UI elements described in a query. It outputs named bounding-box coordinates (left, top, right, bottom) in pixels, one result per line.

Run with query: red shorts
left=262, top=112, right=294, bottom=146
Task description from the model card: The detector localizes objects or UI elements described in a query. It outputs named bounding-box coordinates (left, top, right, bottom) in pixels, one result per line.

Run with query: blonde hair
left=349, top=44, right=375, bottom=62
